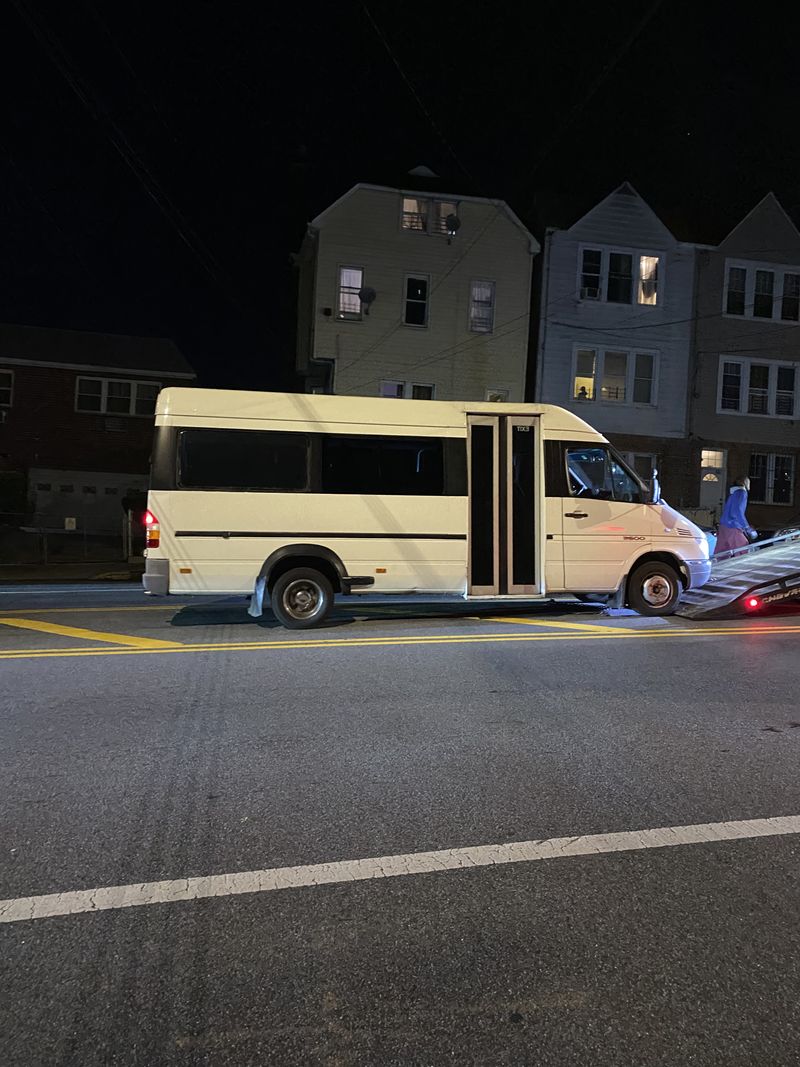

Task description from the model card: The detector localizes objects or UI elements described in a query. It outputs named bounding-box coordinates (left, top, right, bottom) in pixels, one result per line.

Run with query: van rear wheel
left=270, top=567, right=334, bottom=629
left=627, top=561, right=681, bottom=616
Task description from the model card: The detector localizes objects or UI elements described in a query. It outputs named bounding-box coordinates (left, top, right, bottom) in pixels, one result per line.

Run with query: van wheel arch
left=259, top=544, right=346, bottom=594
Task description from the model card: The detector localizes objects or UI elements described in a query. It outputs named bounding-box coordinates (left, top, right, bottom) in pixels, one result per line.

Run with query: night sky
left=3, top=1, right=798, bottom=389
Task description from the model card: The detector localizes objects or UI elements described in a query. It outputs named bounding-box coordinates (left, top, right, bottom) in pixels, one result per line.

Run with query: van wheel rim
left=642, top=575, right=673, bottom=607
left=284, top=580, right=322, bottom=620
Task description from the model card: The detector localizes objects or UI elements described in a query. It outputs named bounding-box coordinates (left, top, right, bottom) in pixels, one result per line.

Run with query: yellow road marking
left=0, top=605, right=189, bottom=615
left=0, top=617, right=182, bottom=649
left=0, top=623, right=798, bottom=661
left=490, top=616, right=640, bottom=634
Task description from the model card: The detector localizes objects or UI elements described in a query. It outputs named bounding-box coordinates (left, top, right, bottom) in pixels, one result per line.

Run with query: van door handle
left=564, top=511, right=588, bottom=518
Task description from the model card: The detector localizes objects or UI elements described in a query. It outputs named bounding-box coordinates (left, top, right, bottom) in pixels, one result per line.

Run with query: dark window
left=580, top=249, right=602, bottom=298
left=776, top=366, right=795, bottom=416
left=606, top=253, right=632, bottom=303
left=82, top=486, right=97, bottom=494
left=747, top=364, right=770, bottom=414
left=726, top=267, right=746, bottom=315
left=322, top=435, right=444, bottom=495
left=76, top=377, right=103, bottom=412
left=749, top=454, right=767, bottom=503
left=0, top=370, right=12, bottom=406
left=60, top=485, right=74, bottom=493
left=135, top=383, right=160, bottom=416
left=721, top=361, right=741, bottom=410
left=753, top=270, right=775, bottom=318
left=781, top=273, right=800, bottom=321
left=36, top=483, right=51, bottom=492
left=404, top=276, right=428, bottom=326
left=107, top=380, right=132, bottom=413
left=104, top=487, right=119, bottom=495
left=178, top=429, right=309, bottom=490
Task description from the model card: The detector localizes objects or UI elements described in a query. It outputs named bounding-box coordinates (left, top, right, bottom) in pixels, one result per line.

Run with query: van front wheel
left=270, top=567, right=334, bottom=629
left=627, top=562, right=681, bottom=616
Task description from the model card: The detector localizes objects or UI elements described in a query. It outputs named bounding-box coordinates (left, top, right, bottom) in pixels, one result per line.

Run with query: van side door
left=558, top=443, right=649, bottom=592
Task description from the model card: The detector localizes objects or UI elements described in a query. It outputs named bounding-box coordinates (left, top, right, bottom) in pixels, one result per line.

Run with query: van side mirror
left=649, top=468, right=661, bottom=504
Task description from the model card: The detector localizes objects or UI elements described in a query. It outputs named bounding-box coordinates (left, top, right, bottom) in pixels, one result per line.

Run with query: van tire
left=270, top=567, right=334, bottom=629
left=627, top=561, right=681, bottom=616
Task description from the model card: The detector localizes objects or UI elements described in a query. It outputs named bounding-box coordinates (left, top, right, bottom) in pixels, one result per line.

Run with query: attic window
left=401, top=196, right=459, bottom=236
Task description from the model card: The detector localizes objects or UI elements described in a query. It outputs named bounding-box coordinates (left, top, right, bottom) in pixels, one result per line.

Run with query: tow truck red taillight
left=144, top=510, right=160, bottom=549
left=746, top=596, right=760, bottom=610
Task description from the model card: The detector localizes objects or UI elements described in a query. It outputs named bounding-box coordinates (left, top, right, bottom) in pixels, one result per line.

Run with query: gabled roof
left=0, top=323, right=195, bottom=377
left=310, top=183, right=538, bottom=252
left=718, top=192, right=800, bottom=251
left=565, top=181, right=677, bottom=245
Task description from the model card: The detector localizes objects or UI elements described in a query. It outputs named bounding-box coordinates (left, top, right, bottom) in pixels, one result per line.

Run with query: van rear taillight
left=144, top=510, right=160, bottom=549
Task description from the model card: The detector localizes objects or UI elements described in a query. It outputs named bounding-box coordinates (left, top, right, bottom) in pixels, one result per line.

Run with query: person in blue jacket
left=715, top=476, right=757, bottom=555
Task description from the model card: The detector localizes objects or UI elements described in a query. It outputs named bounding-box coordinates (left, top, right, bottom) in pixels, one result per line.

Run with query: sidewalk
left=0, top=561, right=145, bottom=584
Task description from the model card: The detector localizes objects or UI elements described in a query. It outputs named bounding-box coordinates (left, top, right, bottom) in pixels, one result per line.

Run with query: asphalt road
left=2, top=585, right=800, bottom=1065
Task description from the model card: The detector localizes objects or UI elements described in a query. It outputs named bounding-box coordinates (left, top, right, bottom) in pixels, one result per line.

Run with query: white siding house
left=535, top=183, right=699, bottom=493
left=295, top=176, right=538, bottom=402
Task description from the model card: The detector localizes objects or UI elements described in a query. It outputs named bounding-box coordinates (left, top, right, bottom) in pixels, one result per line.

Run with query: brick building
left=0, top=323, right=194, bottom=531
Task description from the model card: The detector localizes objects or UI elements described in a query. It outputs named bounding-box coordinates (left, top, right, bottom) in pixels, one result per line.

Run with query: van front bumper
left=143, top=558, right=169, bottom=596
left=685, top=557, right=712, bottom=589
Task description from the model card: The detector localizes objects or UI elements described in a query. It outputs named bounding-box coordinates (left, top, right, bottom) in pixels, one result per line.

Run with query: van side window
left=178, top=429, right=309, bottom=490
left=566, top=446, right=642, bottom=503
left=322, top=435, right=444, bottom=495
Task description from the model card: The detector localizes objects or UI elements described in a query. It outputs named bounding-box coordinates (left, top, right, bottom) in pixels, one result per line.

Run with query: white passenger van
left=143, top=388, right=711, bottom=627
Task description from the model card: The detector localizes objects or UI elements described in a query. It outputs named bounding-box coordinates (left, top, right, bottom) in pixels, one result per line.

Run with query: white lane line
left=2, top=814, right=800, bottom=924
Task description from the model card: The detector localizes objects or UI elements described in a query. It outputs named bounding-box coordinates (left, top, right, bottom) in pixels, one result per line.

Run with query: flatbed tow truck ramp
left=677, top=530, right=800, bottom=620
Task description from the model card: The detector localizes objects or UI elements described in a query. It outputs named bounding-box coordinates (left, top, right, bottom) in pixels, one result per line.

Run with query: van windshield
left=566, top=446, right=645, bottom=503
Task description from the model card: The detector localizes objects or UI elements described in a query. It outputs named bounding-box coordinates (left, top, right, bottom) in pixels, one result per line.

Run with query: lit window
left=0, top=370, right=13, bottom=406
left=606, top=254, right=633, bottom=303
left=573, top=349, right=596, bottom=400
left=337, top=266, right=363, bottom=320
left=380, top=381, right=405, bottom=398
left=601, top=351, right=628, bottom=401
left=433, top=201, right=458, bottom=236
left=726, top=267, right=746, bottom=315
left=638, top=256, right=659, bottom=305
left=401, top=197, right=428, bottom=231
left=404, top=275, right=429, bottom=327
left=701, top=449, right=725, bottom=469
left=753, top=270, right=775, bottom=318
left=411, top=383, right=434, bottom=399
left=469, top=280, right=495, bottom=332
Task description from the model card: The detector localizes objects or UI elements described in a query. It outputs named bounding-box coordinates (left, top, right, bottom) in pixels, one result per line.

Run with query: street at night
left=3, top=586, right=800, bottom=1065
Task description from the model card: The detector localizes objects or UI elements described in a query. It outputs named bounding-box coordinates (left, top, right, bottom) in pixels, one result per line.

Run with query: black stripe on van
left=175, top=531, right=467, bottom=540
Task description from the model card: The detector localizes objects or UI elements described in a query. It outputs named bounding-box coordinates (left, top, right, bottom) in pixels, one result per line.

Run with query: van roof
left=155, top=388, right=604, bottom=439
